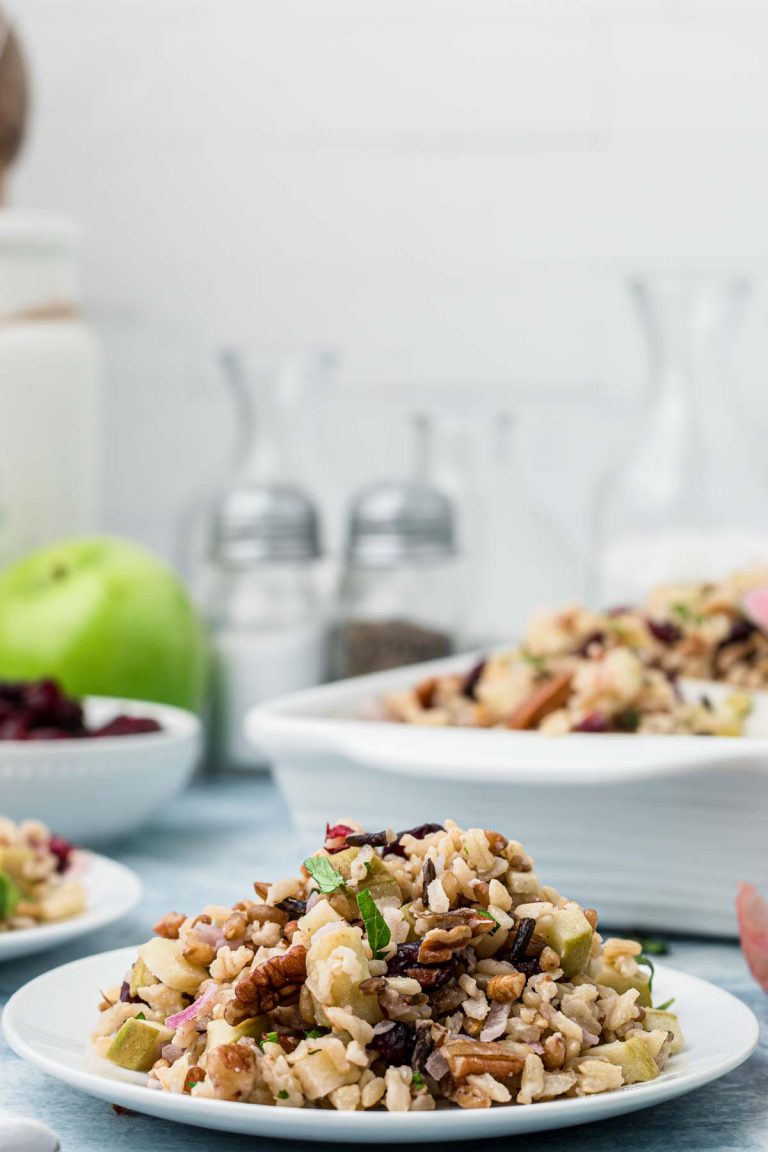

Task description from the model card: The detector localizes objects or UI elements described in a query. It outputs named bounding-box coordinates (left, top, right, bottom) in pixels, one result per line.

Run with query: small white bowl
left=0, top=696, right=201, bottom=843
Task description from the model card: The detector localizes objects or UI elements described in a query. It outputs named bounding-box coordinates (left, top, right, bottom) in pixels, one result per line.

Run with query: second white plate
left=0, top=853, right=142, bottom=962
left=1, top=948, right=759, bottom=1144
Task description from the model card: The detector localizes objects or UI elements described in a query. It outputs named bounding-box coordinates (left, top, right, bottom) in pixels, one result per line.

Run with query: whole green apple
left=0, top=536, right=207, bottom=710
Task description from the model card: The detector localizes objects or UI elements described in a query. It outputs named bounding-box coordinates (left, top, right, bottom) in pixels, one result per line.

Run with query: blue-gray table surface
left=0, top=772, right=765, bottom=1152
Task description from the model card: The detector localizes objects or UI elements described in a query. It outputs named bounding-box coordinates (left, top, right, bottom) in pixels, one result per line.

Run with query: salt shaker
left=203, top=483, right=327, bottom=768
left=334, top=481, right=460, bottom=678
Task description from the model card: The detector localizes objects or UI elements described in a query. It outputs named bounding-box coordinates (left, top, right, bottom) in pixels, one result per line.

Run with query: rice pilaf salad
left=94, top=820, right=683, bottom=1111
left=385, top=567, right=768, bottom=734
left=0, top=818, right=83, bottom=932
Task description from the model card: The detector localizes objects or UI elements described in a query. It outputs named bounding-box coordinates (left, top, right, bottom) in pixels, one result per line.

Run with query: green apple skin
left=0, top=536, right=207, bottom=710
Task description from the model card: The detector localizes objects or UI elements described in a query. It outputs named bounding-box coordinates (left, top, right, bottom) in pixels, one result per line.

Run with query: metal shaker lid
left=210, top=483, right=322, bottom=566
left=346, top=481, right=456, bottom=566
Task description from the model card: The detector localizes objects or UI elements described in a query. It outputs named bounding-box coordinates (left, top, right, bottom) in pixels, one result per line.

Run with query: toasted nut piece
left=453, top=1083, right=492, bottom=1109
left=543, top=1033, right=566, bottom=1071
left=253, top=882, right=270, bottom=900
left=583, top=908, right=598, bottom=931
left=183, top=1065, right=206, bottom=1094
left=225, top=945, right=307, bottom=1021
left=540, top=946, right=561, bottom=972
left=223, top=912, right=248, bottom=941
left=247, top=904, right=288, bottom=927
left=485, top=830, right=509, bottom=855
left=415, top=677, right=439, bottom=708
left=205, top=1043, right=258, bottom=1101
left=443, top=1039, right=525, bottom=1082
left=153, top=911, right=186, bottom=940
left=182, top=940, right=217, bottom=967
left=486, top=973, right=526, bottom=1003
left=283, top=919, right=300, bottom=941
left=471, top=881, right=491, bottom=908
left=462, top=1017, right=485, bottom=1038
left=506, top=672, right=573, bottom=730
left=190, top=914, right=212, bottom=928
left=415, top=908, right=497, bottom=936
left=418, top=925, right=472, bottom=964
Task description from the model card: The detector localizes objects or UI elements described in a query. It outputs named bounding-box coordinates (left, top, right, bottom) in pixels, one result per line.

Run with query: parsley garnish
left=305, top=1029, right=324, bottom=1039
left=671, top=602, right=704, bottom=626
left=277, top=1090, right=289, bottom=1099
left=135, top=1012, right=145, bottom=1021
left=411, top=1070, right=425, bottom=1091
left=260, top=1031, right=279, bottom=1049
left=475, top=909, right=500, bottom=936
left=356, top=890, right=391, bottom=959
left=521, top=650, right=547, bottom=673
left=304, top=855, right=346, bottom=894
left=637, top=954, right=655, bottom=995
left=656, top=997, right=675, bottom=1011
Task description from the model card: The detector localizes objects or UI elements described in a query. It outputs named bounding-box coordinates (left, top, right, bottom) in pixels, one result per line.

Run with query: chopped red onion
left=161, top=1043, right=183, bottom=1062
left=479, top=1001, right=510, bottom=1042
left=193, top=922, right=225, bottom=950
left=425, top=1049, right=449, bottom=1080
left=166, top=984, right=216, bottom=1030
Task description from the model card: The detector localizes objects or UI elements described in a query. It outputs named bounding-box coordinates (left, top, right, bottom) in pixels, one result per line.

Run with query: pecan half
left=153, top=911, right=186, bottom=940
left=415, top=908, right=496, bottom=937
left=506, top=671, right=573, bottom=730
left=226, top=945, right=307, bottom=1020
left=442, top=1038, right=525, bottom=1082
left=418, top=925, right=473, bottom=964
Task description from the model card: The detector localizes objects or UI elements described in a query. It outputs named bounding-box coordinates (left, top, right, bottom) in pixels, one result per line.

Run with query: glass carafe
left=596, top=274, right=767, bottom=604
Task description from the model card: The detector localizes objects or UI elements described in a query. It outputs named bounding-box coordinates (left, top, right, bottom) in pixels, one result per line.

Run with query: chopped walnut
left=484, top=831, right=509, bottom=855
left=453, top=1083, right=492, bottom=1109
left=486, top=973, right=526, bottom=1003
left=583, top=908, right=599, bottom=931
left=205, top=1043, right=259, bottom=1101
left=415, top=907, right=497, bottom=937
left=153, top=911, right=186, bottom=940
left=225, top=945, right=307, bottom=1022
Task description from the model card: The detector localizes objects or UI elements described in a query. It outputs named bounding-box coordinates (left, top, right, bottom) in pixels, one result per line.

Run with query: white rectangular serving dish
left=248, top=653, right=768, bottom=937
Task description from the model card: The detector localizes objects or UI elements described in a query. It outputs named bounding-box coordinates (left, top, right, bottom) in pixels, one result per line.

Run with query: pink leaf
left=742, top=588, right=768, bottom=633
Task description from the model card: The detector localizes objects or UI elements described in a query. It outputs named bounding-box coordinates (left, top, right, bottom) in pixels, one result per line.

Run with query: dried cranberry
left=0, top=681, right=24, bottom=703
left=370, top=1021, right=415, bottom=1064
left=646, top=618, right=682, bottom=645
left=573, top=711, right=609, bottom=733
left=48, top=834, right=74, bottom=873
left=0, top=714, right=32, bottom=740
left=324, top=823, right=356, bottom=853
left=92, top=716, right=162, bottom=737
left=29, top=727, right=72, bottom=741
left=119, top=981, right=144, bottom=1005
left=22, top=678, right=65, bottom=717
left=462, top=660, right=486, bottom=700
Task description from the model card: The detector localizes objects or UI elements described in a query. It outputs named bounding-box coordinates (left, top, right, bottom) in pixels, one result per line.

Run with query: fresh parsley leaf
left=135, top=1012, right=145, bottom=1021
left=277, top=1090, right=289, bottom=1099
left=260, top=1031, right=279, bottom=1049
left=638, top=937, right=669, bottom=956
left=671, top=602, right=704, bottom=626
left=656, top=997, right=675, bottom=1011
left=475, top=909, right=500, bottom=936
left=304, top=855, right=346, bottom=894
left=305, top=1029, right=324, bottom=1039
left=356, top=889, right=391, bottom=959
left=521, top=649, right=547, bottom=673
left=637, top=954, right=655, bottom=995
left=411, top=1070, right=425, bottom=1091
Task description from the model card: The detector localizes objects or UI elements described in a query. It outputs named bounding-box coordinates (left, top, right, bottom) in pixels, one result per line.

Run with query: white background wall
left=8, top=0, right=768, bottom=574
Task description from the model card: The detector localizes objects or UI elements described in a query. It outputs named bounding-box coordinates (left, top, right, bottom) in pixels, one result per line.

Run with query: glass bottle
left=596, top=274, right=766, bottom=604
left=411, top=407, right=581, bottom=647
left=334, top=482, right=460, bottom=678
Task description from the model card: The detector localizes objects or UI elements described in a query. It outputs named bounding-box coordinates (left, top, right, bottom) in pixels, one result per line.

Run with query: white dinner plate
left=2, top=947, right=759, bottom=1144
left=0, top=854, right=142, bottom=962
